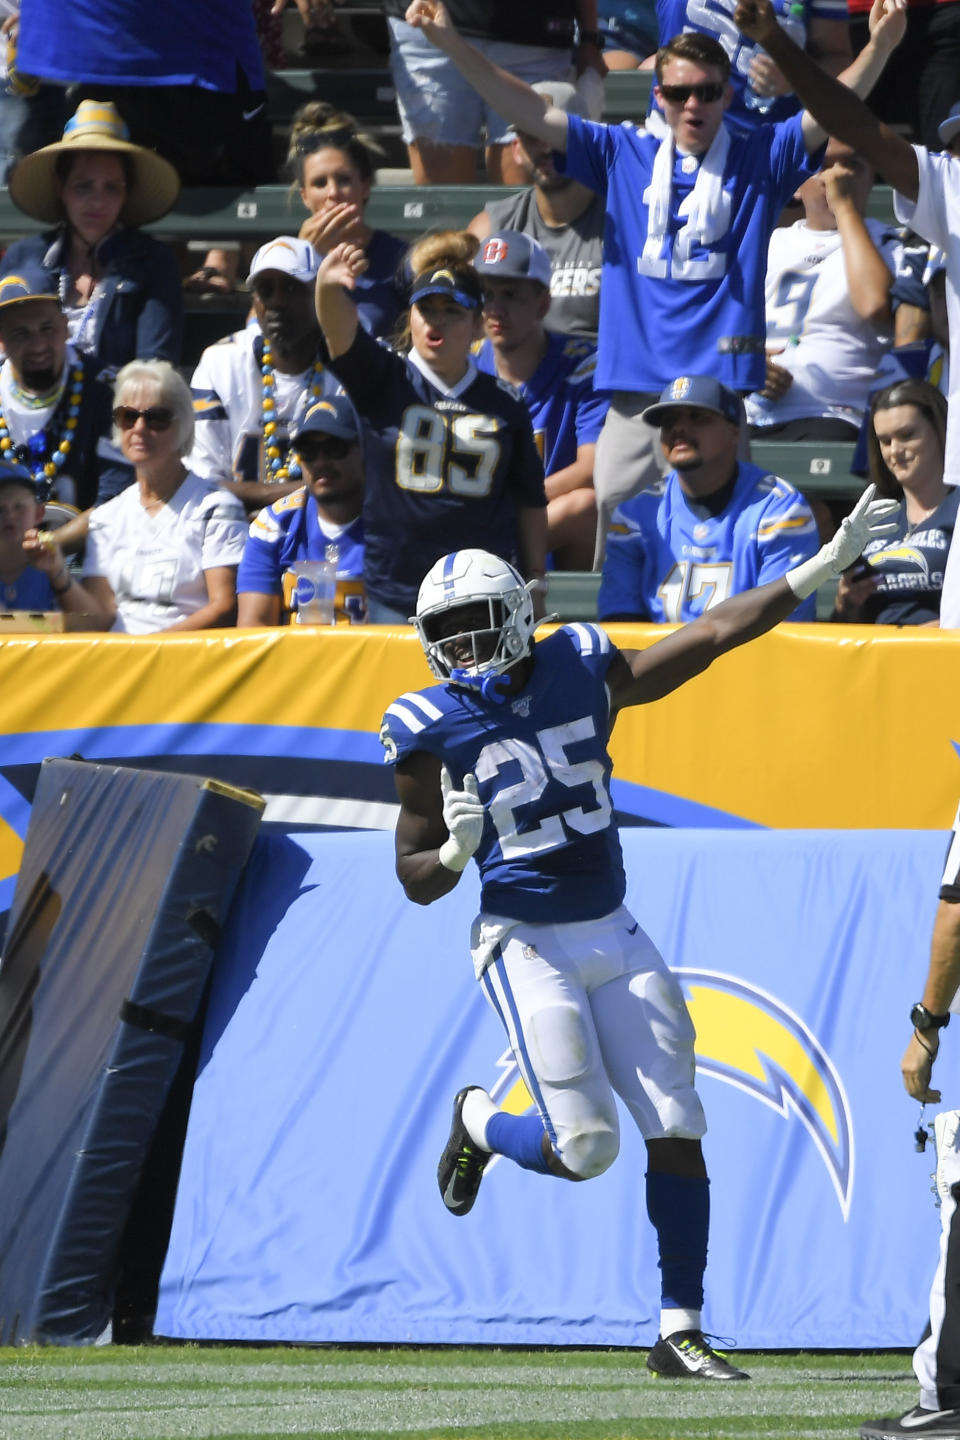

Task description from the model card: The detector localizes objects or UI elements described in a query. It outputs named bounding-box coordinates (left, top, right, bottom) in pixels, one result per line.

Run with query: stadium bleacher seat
left=601, top=70, right=654, bottom=122
left=750, top=440, right=862, bottom=498
left=0, top=178, right=896, bottom=245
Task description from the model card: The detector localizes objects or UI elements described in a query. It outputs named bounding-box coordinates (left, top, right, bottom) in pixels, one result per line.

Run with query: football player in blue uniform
left=380, top=487, right=899, bottom=1379
left=597, top=375, right=819, bottom=622
left=473, top=229, right=609, bottom=570
left=316, top=229, right=547, bottom=624
left=403, top=0, right=906, bottom=567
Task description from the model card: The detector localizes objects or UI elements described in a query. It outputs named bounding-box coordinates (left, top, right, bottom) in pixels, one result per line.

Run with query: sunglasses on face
left=658, top=81, right=726, bottom=104
left=295, top=434, right=353, bottom=461
left=113, top=405, right=174, bottom=432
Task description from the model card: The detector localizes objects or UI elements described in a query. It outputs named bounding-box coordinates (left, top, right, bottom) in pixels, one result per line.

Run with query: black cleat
left=437, top=1086, right=490, bottom=1217
left=646, top=1330, right=750, bottom=1380
left=860, top=1408, right=960, bottom=1438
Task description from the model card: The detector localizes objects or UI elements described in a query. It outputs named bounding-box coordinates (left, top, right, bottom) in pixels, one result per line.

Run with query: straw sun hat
left=8, top=100, right=181, bottom=228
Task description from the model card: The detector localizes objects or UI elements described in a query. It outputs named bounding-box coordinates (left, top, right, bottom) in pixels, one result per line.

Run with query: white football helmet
left=414, top=549, right=536, bottom=690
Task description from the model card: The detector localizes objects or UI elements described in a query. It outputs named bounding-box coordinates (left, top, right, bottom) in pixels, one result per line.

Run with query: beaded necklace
left=260, top=339, right=326, bottom=482
left=0, top=362, right=85, bottom=489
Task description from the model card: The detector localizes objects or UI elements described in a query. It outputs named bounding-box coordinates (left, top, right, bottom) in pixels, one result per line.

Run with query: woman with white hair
left=80, top=359, right=247, bottom=632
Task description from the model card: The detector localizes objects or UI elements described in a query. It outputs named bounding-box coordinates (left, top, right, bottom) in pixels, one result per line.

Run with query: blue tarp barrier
left=157, top=827, right=945, bottom=1349
left=0, top=760, right=262, bottom=1345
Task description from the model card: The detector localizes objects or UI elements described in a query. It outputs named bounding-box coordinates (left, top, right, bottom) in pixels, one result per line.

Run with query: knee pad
left=561, top=1124, right=620, bottom=1179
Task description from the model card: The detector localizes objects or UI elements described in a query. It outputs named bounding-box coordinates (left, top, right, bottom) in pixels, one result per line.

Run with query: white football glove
left=786, top=483, right=902, bottom=600
left=438, top=765, right=485, bottom=873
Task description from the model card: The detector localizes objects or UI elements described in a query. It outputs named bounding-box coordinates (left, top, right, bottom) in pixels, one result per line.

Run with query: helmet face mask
left=414, top=550, right=536, bottom=689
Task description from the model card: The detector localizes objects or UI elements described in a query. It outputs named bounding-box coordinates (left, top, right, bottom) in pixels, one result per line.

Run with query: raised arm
left=315, top=243, right=366, bottom=360
left=735, top=0, right=918, bottom=196
left=404, top=0, right=571, bottom=151
left=826, top=162, right=894, bottom=325
left=607, top=486, right=900, bottom=711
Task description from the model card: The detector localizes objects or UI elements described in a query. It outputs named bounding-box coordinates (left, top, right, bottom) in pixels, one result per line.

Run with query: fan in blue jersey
left=382, top=496, right=898, bottom=1378
left=236, top=395, right=366, bottom=627
left=403, top=0, right=906, bottom=566
left=651, top=0, right=850, bottom=136
left=316, top=228, right=548, bottom=624
left=473, top=229, right=610, bottom=569
left=597, top=374, right=820, bottom=621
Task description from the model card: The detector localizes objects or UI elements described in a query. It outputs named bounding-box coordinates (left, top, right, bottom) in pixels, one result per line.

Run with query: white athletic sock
left=460, top=1088, right=498, bottom=1151
left=660, top=1307, right=701, bottom=1339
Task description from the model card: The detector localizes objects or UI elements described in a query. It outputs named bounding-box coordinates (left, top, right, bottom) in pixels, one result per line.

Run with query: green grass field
left=0, top=1345, right=919, bottom=1440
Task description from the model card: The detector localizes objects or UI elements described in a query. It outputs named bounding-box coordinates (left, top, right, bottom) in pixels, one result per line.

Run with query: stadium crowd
left=0, top=0, right=954, bottom=631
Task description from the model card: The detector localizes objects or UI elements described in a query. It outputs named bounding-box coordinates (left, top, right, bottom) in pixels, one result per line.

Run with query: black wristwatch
left=911, top=1003, right=951, bottom=1032
left=579, top=28, right=605, bottom=47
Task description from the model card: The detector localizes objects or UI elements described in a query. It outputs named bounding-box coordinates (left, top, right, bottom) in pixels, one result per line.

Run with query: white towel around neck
left=642, top=124, right=732, bottom=272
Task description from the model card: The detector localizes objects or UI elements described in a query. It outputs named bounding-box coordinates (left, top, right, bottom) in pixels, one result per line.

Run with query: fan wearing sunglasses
left=236, top=394, right=366, bottom=627
left=404, top=0, right=906, bottom=566
left=80, top=359, right=248, bottom=633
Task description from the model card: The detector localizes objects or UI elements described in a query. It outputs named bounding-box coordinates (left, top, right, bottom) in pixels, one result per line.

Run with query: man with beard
left=468, top=81, right=604, bottom=342
left=597, top=374, right=820, bottom=621
left=189, top=237, right=342, bottom=511
left=0, top=267, right=131, bottom=512
left=236, top=395, right=366, bottom=626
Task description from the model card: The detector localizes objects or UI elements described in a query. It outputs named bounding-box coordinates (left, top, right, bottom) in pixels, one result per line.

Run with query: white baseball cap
left=248, top=237, right=320, bottom=287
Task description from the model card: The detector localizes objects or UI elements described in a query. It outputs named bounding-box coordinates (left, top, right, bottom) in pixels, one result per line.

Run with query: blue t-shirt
left=237, top=486, right=365, bottom=620
left=381, top=623, right=626, bottom=924
left=352, top=230, right=408, bottom=343
left=558, top=112, right=822, bottom=393
left=0, top=567, right=57, bottom=611
left=597, top=458, right=820, bottom=621
left=19, top=0, right=265, bottom=89
left=653, top=0, right=848, bottom=133
left=474, top=333, right=610, bottom=478
left=329, top=326, right=546, bottom=614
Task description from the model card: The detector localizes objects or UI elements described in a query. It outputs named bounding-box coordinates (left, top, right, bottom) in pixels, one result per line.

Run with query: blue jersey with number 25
left=380, top=624, right=626, bottom=924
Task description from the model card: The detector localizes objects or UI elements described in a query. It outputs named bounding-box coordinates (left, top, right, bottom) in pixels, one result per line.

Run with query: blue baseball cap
left=474, top=230, right=552, bottom=288
left=409, top=264, right=483, bottom=312
left=939, top=102, right=960, bottom=148
left=0, top=265, right=60, bottom=311
left=292, top=394, right=359, bottom=442
left=0, top=458, right=42, bottom=496
left=642, top=375, right=743, bottom=428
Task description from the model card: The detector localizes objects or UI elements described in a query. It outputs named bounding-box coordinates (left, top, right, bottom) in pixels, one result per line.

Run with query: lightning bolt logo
left=867, top=545, right=930, bottom=579
left=677, top=969, right=854, bottom=1219
left=487, top=970, right=854, bottom=1218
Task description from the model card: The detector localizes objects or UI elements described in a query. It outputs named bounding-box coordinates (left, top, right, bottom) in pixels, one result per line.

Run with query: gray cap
left=510, top=79, right=590, bottom=131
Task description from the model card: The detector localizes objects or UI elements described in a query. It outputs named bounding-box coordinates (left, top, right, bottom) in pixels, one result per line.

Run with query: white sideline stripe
left=261, top=794, right=399, bottom=830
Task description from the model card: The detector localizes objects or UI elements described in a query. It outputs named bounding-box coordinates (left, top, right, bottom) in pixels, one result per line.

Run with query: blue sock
left=645, top=1170, right=709, bottom=1310
left=485, top=1111, right=552, bottom=1173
